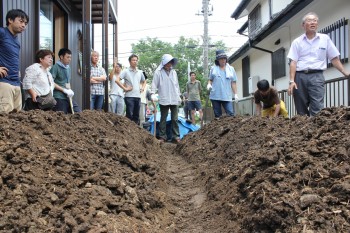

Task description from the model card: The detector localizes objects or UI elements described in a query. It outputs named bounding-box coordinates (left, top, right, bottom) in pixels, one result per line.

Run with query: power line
left=118, top=22, right=203, bottom=34
left=93, top=34, right=245, bottom=44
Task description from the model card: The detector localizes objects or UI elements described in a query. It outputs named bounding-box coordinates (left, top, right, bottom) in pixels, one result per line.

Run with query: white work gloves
left=151, top=94, right=158, bottom=102
left=178, top=96, right=182, bottom=105
left=63, top=88, right=74, bottom=98
left=234, top=94, right=239, bottom=103
left=207, top=83, right=212, bottom=91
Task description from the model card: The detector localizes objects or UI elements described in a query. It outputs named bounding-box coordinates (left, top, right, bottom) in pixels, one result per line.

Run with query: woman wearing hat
left=207, top=50, right=239, bottom=118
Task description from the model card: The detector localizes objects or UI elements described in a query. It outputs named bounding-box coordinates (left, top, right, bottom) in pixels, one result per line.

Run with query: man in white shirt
left=116, top=54, right=145, bottom=124
left=287, top=12, right=350, bottom=116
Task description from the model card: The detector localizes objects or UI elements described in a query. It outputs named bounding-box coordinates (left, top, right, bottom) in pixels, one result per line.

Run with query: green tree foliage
left=131, top=37, right=226, bottom=106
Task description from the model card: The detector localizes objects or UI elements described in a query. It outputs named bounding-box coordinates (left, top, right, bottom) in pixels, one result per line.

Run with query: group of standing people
left=1, top=9, right=349, bottom=131
left=0, top=9, right=80, bottom=114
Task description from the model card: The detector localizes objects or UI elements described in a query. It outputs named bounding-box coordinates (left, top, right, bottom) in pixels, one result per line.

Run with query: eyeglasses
left=305, top=18, right=318, bottom=23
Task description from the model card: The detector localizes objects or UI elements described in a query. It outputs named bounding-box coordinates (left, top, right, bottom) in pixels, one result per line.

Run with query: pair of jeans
left=211, top=99, right=235, bottom=118
left=159, top=104, right=179, bottom=141
left=91, top=95, right=104, bottom=110
left=54, top=98, right=81, bottom=114
left=124, top=97, right=141, bottom=124
left=139, top=103, right=146, bottom=127
left=109, top=94, right=125, bottom=115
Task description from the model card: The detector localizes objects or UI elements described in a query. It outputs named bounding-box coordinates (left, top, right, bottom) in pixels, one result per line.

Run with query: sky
left=95, top=0, right=248, bottom=66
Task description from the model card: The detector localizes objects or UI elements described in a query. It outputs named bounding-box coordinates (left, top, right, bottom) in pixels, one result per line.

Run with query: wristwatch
left=289, top=80, right=295, bottom=84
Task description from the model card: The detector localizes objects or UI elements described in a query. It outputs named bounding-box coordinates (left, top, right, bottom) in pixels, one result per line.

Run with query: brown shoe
left=172, top=138, right=181, bottom=144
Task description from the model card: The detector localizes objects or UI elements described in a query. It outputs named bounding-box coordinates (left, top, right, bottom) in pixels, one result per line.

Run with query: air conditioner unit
left=248, top=76, right=260, bottom=94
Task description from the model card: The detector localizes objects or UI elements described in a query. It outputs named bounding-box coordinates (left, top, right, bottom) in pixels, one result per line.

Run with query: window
left=272, top=48, right=286, bottom=80
left=39, top=1, right=66, bottom=53
left=40, top=0, right=53, bottom=50
left=319, top=18, right=349, bottom=67
left=248, top=4, right=262, bottom=36
left=242, top=56, right=250, bottom=97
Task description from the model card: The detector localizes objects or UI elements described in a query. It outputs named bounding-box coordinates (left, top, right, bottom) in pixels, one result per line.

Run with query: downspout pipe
left=238, top=31, right=275, bottom=84
left=238, top=31, right=273, bottom=54
left=249, top=41, right=273, bottom=54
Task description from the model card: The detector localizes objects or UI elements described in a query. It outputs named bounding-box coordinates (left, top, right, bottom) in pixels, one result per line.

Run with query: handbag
left=36, top=73, right=57, bottom=110
left=37, top=91, right=57, bottom=110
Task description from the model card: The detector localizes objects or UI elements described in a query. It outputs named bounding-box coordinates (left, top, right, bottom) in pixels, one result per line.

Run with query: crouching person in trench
left=254, top=79, right=288, bottom=118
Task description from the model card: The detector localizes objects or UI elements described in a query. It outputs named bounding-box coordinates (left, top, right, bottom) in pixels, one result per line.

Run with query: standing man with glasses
left=287, top=12, right=350, bottom=116
left=0, top=9, right=29, bottom=113
left=90, top=50, right=107, bottom=110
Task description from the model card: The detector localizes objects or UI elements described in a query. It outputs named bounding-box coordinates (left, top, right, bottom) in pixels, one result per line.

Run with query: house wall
left=66, top=7, right=83, bottom=108
left=260, top=0, right=270, bottom=27
left=271, top=0, right=293, bottom=16
left=232, top=59, right=242, bottom=96
left=250, top=50, right=271, bottom=85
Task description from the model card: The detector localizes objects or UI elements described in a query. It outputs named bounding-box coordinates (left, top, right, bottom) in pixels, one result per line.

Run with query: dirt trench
left=161, top=142, right=207, bottom=233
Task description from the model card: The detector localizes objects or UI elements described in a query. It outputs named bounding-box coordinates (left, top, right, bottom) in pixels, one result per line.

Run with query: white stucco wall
left=250, top=50, right=271, bottom=82
left=231, top=60, right=243, bottom=97
left=260, top=0, right=270, bottom=28
left=271, top=0, right=293, bottom=16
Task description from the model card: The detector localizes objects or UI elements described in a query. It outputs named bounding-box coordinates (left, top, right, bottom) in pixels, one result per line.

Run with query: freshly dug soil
left=177, top=106, right=350, bottom=233
left=0, top=107, right=349, bottom=233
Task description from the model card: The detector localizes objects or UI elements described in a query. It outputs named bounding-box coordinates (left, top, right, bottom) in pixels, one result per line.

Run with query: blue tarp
left=147, top=112, right=200, bottom=139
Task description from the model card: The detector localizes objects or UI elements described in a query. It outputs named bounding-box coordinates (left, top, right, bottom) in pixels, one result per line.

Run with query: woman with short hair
left=23, top=49, right=56, bottom=111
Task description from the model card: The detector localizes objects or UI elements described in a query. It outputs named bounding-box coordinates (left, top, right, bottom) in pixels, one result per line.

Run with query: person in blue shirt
left=207, top=50, right=239, bottom=118
left=0, top=9, right=29, bottom=113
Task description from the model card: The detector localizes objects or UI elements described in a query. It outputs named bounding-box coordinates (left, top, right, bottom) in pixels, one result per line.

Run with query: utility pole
left=197, top=0, right=213, bottom=79
left=203, top=0, right=209, bottom=80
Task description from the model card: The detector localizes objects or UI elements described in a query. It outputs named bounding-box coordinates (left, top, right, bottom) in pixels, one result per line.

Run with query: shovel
left=69, top=97, right=74, bottom=114
left=65, top=83, right=74, bottom=114
left=153, top=109, right=157, bottom=137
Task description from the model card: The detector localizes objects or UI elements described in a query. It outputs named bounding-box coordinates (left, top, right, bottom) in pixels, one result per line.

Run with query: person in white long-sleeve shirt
left=151, top=54, right=181, bottom=143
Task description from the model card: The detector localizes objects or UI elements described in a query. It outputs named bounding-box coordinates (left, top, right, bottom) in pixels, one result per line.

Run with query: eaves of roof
left=70, top=0, right=118, bottom=24
left=229, top=0, right=314, bottom=64
left=237, top=21, right=249, bottom=35
left=231, top=0, right=252, bottom=19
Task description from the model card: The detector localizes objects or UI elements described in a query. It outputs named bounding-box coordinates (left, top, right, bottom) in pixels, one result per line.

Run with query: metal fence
left=202, top=76, right=350, bottom=120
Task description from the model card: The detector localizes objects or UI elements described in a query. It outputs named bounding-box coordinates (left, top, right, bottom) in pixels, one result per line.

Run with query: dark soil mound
left=177, top=106, right=350, bottom=233
left=0, top=107, right=349, bottom=233
left=0, top=110, right=172, bottom=232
